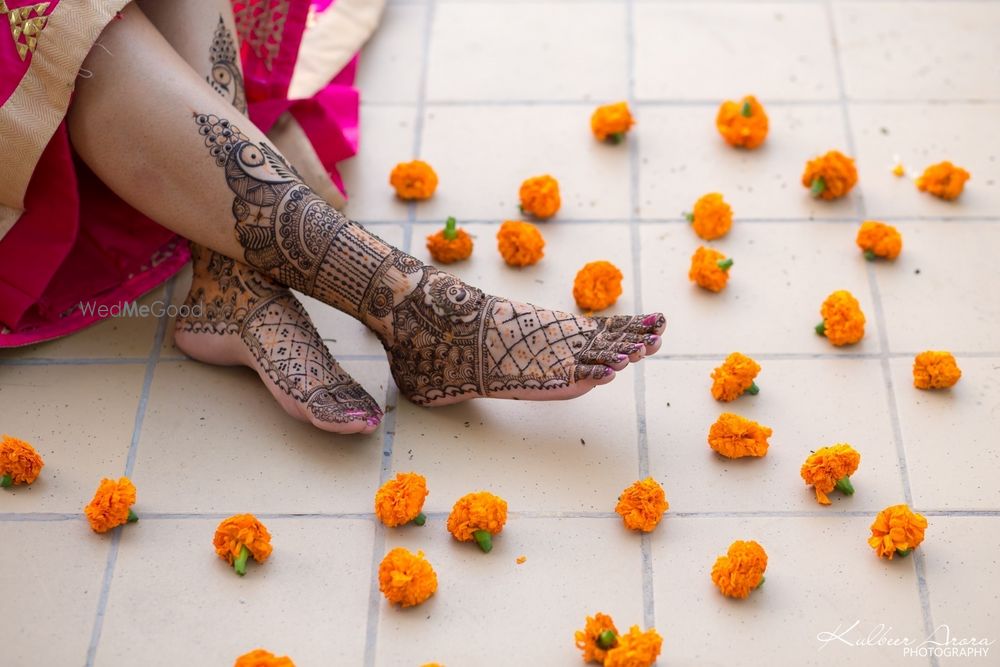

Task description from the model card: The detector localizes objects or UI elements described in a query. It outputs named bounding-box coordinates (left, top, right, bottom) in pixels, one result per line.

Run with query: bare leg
left=67, top=6, right=665, bottom=406
left=139, top=0, right=381, bottom=432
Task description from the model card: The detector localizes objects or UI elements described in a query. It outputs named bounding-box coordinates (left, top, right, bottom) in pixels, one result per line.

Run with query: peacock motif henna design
left=207, top=16, right=246, bottom=113
left=194, top=113, right=666, bottom=406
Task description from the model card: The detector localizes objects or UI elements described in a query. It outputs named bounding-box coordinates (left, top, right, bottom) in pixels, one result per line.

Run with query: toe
left=602, top=332, right=659, bottom=359
left=305, top=389, right=384, bottom=435
left=594, top=313, right=667, bottom=336
left=577, top=348, right=631, bottom=371
left=574, top=364, right=617, bottom=386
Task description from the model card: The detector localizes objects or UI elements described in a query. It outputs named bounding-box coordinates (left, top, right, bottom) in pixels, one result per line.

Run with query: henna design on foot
left=176, top=245, right=383, bottom=431
left=192, top=114, right=666, bottom=406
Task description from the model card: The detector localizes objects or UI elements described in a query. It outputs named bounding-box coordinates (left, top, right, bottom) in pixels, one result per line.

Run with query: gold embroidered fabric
left=0, top=1, right=51, bottom=61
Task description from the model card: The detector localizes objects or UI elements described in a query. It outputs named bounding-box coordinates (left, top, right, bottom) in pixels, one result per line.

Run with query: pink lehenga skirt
left=0, top=0, right=382, bottom=347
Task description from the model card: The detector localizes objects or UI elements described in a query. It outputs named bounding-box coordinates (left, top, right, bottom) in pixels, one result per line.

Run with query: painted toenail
left=642, top=314, right=659, bottom=327
left=646, top=335, right=660, bottom=345
left=616, top=354, right=629, bottom=363
left=367, top=416, right=382, bottom=427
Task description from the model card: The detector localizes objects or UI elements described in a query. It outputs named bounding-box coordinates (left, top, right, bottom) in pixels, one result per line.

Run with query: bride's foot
left=174, top=245, right=383, bottom=433
left=376, top=265, right=665, bottom=406
left=189, top=113, right=664, bottom=408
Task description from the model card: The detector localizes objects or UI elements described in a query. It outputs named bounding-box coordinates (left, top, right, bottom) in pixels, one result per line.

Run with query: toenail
left=367, top=416, right=382, bottom=427
left=616, top=353, right=629, bottom=363
left=646, top=335, right=660, bottom=345
left=642, top=314, right=659, bottom=327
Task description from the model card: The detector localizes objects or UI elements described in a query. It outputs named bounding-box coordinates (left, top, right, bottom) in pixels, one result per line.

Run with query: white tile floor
left=3, top=1, right=1000, bottom=666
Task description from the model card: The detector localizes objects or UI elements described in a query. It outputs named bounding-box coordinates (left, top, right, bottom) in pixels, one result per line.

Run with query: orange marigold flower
left=856, top=221, right=902, bottom=261
left=375, top=471, right=429, bottom=527
left=233, top=649, right=295, bottom=667
left=802, top=150, right=858, bottom=200
left=390, top=160, right=438, bottom=200
left=426, top=217, right=473, bottom=264
left=711, top=540, right=768, bottom=599
left=213, top=513, right=273, bottom=576
left=913, top=351, right=962, bottom=389
left=800, top=444, right=861, bottom=505
left=573, top=261, right=623, bottom=312
left=708, top=413, right=771, bottom=459
left=0, top=435, right=44, bottom=487
left=868, top=504, right=928, bottom=559
left=689, top=246, right=732, bottom=293
left=497, top=220, right=545, bottom=267
left=716, top=95, right=769, bottom=149
left=84, top=477, right=137, bottom=533
left=603, top=626, right=663, bottom=667
left=447, top=490, right=508, bottom=553
left=378, top=547, right=438, bottom=607
left=916, top=161, right=970, bottom=200
left=575, top=612, right=620, bottom=663
left=519, top=175, right=561, bottom=219
left=615, top=477, right=669, bottom=533
left=817, top=290, right=866, bottom=346
left=710, top=352, right=761, bottom=402
left=686, top=192, right=732, bottom=240
left=591, top=102, right=635, bottom=143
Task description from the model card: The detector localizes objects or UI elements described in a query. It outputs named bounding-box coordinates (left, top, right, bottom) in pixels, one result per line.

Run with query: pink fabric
left=0, top=0, right=362, bottom=346
left=240, top=0, right=360, bottom=196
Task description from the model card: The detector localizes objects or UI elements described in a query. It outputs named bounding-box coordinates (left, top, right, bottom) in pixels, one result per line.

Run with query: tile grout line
left=363, top=3, right=435, bottom=662
left=6, top=508, right=1000, bottom=522
left=84, top=276, right=175, bottom=667
left=363, top=98, right=1000, bottom=108
left=824, top=3, right=936, bottom=664
left=624, top=0, right=656, bottom=633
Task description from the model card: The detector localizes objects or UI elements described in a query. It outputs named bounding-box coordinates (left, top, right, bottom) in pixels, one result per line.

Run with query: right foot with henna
left=192, top=112, right=666, bottom=408
left=174, top=244, right=384, bottom=433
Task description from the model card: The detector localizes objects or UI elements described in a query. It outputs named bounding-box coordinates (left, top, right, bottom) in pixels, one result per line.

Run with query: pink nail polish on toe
left=642, top=314, right=659, bottom=327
